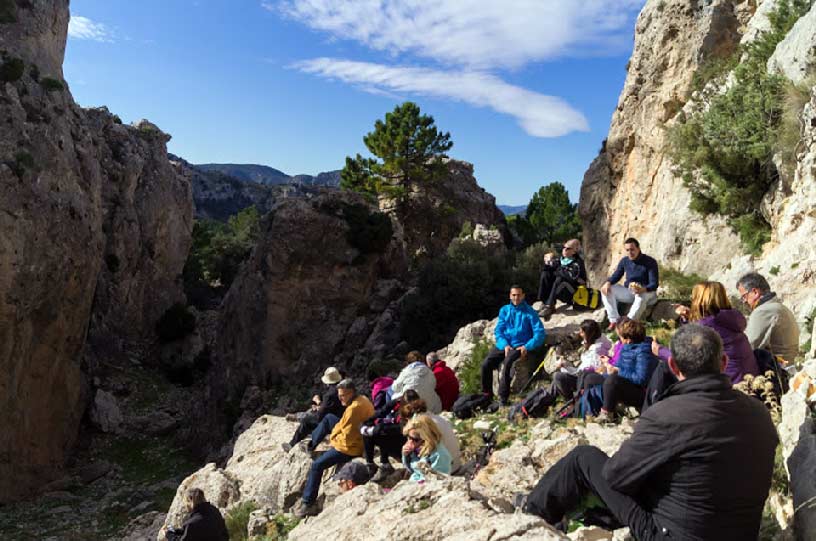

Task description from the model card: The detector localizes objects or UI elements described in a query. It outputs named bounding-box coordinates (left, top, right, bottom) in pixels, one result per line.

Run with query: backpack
left=519, top=387, right=556, bottom=418
left=577, top=384, right=604, bottom=418
left=754, top=348, right=790, bottom=397
left=573, top=285, right=600, bottom=310
left=452, top=393, right=492, bottom=419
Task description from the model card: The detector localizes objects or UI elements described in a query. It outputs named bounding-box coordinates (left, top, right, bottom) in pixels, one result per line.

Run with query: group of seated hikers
left=169, top=237, right=801, bottom=538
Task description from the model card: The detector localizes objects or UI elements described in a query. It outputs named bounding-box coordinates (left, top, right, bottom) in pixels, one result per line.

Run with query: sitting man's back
left=521, top=324, right=777, bottom=540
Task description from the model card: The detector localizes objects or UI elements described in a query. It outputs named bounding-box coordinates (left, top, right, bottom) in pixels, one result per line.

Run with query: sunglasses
left=407, top=435, right=423, bottom=443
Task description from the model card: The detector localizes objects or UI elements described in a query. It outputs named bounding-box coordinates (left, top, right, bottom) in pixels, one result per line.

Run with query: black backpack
left=519, top=387, right=555, bottom=418
left=754, top=348, right=790, bottom=396
left=452, top=393, right=492, bottom=419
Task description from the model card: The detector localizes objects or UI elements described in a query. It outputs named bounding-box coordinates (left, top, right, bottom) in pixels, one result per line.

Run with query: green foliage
left=459, top=340, right=490, bottom=394
left=0, top=56, right=24, bottom=82
left=340, top=202, right=393, bottom=256
left=667, top=0, right=811, bottom=254
left=508, top=182, right=581, bottom=247
left=258, top=514, right=300, bottom=540
left=341, top=102, right=453, bottom=198
left=156, top=303, right=196, bottom=343
left=183, top=206, right=261, bottom=303
left=226, top=501, right=259, bottom=541
left=689, top=54, right=739, bottom=94
left=659, top=265, right=706, bottom=300
left=769, top=265, right=780, bottom=276
left=459, top=220, right=474, bottom=238
left=40, top=77, right=64, bottom=91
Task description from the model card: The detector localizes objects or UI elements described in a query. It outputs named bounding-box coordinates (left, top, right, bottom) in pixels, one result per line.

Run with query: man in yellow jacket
left=293, top=378, right=374, bottom=518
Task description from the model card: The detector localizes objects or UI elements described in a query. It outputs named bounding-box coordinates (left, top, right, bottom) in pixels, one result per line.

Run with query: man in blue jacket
left=481, top=285, right=546, bottom=405
left=600, top=238, right=659, bottom=330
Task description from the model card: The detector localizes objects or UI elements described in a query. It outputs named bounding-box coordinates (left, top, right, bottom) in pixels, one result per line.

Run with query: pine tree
left=341, top=102, right=453, bottom=197
left=517, top=182, right=581, bottom=247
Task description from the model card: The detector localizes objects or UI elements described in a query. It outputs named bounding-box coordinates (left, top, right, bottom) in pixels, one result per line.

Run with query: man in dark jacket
left=164, top=488, right=228, bottom=541
left=520, top=324, right=777, bottom=540
left=600, top=237, right=659, bottom=329
left=283, top=366, right=346, bottom=452
left=538, top=239, right=587, bottom=321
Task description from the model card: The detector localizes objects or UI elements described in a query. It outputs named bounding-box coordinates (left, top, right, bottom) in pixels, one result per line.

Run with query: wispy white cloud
left=274, top=0, right=644, bottom=69
left=294, top=58, right=589, bottom=137
left=68, top=15, right=115, bottom=43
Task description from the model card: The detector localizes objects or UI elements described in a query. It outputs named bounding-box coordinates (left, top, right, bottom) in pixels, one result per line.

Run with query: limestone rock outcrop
left=0, top=3, right=192, bottom=501
left=198, top=192, right=408, bottom=450
left=579, top=0, right=749, bottom=282
left=379, top=159, right=508, bottom=260
left=766, top=2, right=816, bottom=84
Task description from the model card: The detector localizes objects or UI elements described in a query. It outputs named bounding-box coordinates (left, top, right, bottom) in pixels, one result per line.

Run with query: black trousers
left=538, top=269, right=577, bottom=307
left=363, top=429, right=406, bottom=465
left=481, top=347, right=523, bottom=402
left=289, top=412, right=320, bottom=446
left=581, top=372, right=645, bottom=412
left=525, top=446, right=660, bottom=540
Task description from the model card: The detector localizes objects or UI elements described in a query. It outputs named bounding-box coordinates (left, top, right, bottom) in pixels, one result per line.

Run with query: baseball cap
left=332, top=462, right=371, bottom=485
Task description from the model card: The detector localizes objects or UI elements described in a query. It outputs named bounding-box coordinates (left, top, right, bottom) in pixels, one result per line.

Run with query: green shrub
left=659, top=266, right=705, bottom=300
left=225, top=501, right=258, bottom=541
left=459, top=340, right=490, bottom=394
left=261, top=514, right=300, bottom=540
left=40, top=77, right=64, bottom=91
left=510, top=182, right=581, bottom=248
left=0, top=56, right=24, bottom=82
left=459, top=220, right=474, bottom=238
left=155, top=303, right=196, bottom=343
left=340, top=202, right=392, bottom=256
left=668, top=0, right=811, bottom=254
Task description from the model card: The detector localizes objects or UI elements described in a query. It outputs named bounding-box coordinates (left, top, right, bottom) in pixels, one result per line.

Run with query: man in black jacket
left=520, top=324, right=778, bottom=540
left=538, top=239, right=587, bottom=321
left=163, top=488, right=228, bottom=541
left=283, top=366, right=346, bottom=452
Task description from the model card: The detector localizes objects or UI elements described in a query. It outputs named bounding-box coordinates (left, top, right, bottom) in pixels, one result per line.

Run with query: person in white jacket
left=390, top=351, right=443, bottom=414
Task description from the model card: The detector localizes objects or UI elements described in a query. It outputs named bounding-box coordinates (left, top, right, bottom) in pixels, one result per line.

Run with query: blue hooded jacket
left=494, top=302, right=546, bottom=351
left=616, top=338, right=659, bottom=386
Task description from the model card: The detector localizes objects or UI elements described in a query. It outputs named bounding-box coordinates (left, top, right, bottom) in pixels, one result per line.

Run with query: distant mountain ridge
left=196, top=163, right=341, bottom=187
left=498, top=204, right=527, bottom=216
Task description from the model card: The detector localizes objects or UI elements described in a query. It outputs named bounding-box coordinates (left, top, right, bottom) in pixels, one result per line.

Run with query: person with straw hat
left=282, top=366, right=346, bottom=452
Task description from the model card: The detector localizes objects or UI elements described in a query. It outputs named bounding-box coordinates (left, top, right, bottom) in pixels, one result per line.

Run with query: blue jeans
left=309, top=413, right=340, bottom=449
left=302, top=447, right=353, bottom=504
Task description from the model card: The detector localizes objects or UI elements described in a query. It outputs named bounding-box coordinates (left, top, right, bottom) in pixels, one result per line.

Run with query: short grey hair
left=337, top=378, right=357, bottom=393
left=426, top=352, right=439, bottom=363
left=736, top=272, right=770, bottom=294
left=670, top=324, right=723, bottom=377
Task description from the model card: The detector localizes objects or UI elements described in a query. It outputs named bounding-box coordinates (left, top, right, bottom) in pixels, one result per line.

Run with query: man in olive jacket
left=293, top=379, right=374, bottom=518
left=521, top=324, right=777, bottom=540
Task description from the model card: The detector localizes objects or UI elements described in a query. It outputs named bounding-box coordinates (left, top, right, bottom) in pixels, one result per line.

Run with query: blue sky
left=65, top=1, right=644, bottom=205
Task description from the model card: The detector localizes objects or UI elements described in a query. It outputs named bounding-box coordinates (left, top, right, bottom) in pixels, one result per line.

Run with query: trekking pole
left=521, top=346, right=551, bottom=392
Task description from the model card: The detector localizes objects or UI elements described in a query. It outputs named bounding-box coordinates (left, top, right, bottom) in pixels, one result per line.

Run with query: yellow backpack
left=573, top=285, right=600, bottom=309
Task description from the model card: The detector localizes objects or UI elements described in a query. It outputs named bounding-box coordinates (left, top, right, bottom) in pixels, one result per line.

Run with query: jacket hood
left=702, top=309, right=746, bottom=333
left=432, top=360, right=448, bottom=369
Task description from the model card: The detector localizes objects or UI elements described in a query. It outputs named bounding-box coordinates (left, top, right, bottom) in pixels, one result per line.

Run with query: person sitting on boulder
left=334, top=461, right=372, bottom=494
left=509, top=319, right=611, bottom=419
left=293, top=379, right=374, bottom=518
left=674, top=281, right=758, bottom=384
left=538, top=239, right=587, bottom=321
left=737, top=272, right=800, bottom=362
left=283, top=366, right=346, bottom=453
left=425, top=352, right=460, bottom=411
left=401, top=391, right=462, bottom=473
left=582, top=319, right=658, bottom=421
left=481, top=285, right=547, bottom=406
left=391, top=351, right=443, bottom=414
left=600, top=238, right=659, bottom=330
left=163, top=488, right=229, bottom=541
left=368, top=364, right=394, bottom=410
left=517, top=324, right=778, bottom=539
left=401, top=414, right=452, bottom=482
left=361, top=390, right=408, bottom=483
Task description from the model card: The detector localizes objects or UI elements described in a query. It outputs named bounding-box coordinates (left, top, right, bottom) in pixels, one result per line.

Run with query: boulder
left=159, top=463, right=239, bottom=538
left=286, top=478, right=568, bottom=541
left=90, top=390, right=123, bottom=434
left=436, top=319, right=492, bottom=373
left=767, top=2, right=816, bottom=84
left=120, top=511, right=166, bottom=541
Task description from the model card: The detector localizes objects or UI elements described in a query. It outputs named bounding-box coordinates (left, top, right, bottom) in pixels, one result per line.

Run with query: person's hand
left=555, top=359, right=564, bottom=369
left=600, top=281, right=611, bottom=296
left=651, top=340, right=661, bottom=357
left=504, top=345, right=513, bottom=356
left=402, top=440, right=415, bottom=455
left=629, top=283, right=644, bottom=294
left=674, top=304, right=690, bottom=318
left=517, top=346, right=528, bottom=358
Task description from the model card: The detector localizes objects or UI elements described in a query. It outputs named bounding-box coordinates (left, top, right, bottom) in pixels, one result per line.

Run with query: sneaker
left=281, top=442, right=293, bottom=453
left=292, top=500, right=320, bottom=518
left=371, top=463, right=395, bottom=483
left=539, top=305, right=555, bottom=321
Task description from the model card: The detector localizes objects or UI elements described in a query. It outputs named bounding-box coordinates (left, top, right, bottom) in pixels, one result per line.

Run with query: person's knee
left=571, top=445, right=608, bottom=466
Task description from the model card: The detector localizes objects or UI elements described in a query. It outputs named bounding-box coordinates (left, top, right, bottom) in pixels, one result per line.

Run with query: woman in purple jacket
left=676, top=281, right=758, bottom=384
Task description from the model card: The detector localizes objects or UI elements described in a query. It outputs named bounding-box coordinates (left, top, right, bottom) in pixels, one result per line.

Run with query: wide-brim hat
left=322, top=366, right=342, bottom=385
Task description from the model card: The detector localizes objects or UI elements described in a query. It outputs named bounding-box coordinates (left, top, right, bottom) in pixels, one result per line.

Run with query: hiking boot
left=281, top=442, right=293, bottom=453
left=487, top=401, right=501, bottom=413
left=539, top=305, right=555, bottom=321
left=292, top=499, right=320, bottom=518
left=371, top=463, right=395, bottom=483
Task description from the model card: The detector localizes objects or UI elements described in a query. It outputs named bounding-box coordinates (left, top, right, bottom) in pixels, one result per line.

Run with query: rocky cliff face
left=380, top=159, right=509, bottom=261
left=579, top=0, right=752, bottom=281
left=0, top=2, right=192, bottom=501
left=195, top=191, right=408, bottom=450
